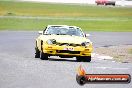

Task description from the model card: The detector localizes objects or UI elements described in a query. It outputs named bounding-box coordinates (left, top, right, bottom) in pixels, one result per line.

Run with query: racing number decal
left=64, top=48, right=74, bottom=51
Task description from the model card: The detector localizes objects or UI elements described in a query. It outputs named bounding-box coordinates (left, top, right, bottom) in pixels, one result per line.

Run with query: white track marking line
left=92, top=53, right=113, bottom=60
left=95, top=67, right=130, bottom=70
left=0, top=16, right=129, bottom=21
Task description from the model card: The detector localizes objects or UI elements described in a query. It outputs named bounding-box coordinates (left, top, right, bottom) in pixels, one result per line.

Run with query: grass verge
left=95, top=45, right=132, bottom=63
left=0, top=17, right=132, bottom=31
left=0, top=1, right=132, bottom=31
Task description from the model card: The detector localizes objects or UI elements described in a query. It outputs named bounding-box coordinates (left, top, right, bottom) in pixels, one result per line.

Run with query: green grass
left=0, top=17, right=132, bottom=31
left=128, top=49, right=132, bottom=54
left=0, top=1, right=132, bottom=31
left=0, top=1, right=132, bottom=17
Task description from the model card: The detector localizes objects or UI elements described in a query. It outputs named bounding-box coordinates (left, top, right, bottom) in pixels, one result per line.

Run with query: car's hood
left=41, top=35, right=90, bottom=44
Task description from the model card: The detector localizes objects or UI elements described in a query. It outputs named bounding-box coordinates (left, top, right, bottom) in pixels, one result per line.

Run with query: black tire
left=83, top=56, right=91, bottom=62
left=40, top=52, right=48, bottom=60
left=35, top=47, right=40, bottom=58
left=40, top=40, right=48, bottom=60
left=76, top=56, right=91, bottom=62
left=76, top=57, right=82, bottom=62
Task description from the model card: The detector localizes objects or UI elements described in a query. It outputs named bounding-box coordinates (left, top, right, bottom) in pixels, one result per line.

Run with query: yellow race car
left=35, top=25, right=93, bottom=62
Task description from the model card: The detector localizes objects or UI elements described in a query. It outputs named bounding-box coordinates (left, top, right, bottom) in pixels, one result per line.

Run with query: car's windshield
left=44, top=27, right=84, bottom=37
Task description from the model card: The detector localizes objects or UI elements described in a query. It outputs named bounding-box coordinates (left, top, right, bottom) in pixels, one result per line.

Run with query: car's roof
left=47, top=25, right=68, bottom=28
left=69, top=26, right=80, bottom=29
left=47, top=25, right=80, bottom=29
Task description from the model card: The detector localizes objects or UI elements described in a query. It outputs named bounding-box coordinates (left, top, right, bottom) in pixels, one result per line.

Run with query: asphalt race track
left=0, top=31, right=132, bottom=88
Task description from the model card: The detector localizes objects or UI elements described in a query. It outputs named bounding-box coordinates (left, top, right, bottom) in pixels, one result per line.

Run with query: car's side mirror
left=38, top=31, right=43, bottom=35
left=85, top=34, right=90, bottom=37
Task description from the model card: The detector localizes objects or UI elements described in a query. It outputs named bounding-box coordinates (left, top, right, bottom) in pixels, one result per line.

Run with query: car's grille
left=56, top=50, right=80, bottom=54
left=57, top=43, right=81, bottom=47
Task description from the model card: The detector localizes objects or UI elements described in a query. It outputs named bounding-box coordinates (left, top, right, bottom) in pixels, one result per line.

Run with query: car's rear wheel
left=40, top=52, right=48, bottom=60
left=105, top=3, right=107, bottom=6
left=35, top=47, right=40, bottom=58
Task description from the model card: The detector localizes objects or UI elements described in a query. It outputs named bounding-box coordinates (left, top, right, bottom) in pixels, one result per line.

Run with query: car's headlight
left=81, top=42, right=90, bottom=46
left=47, top=39, right=56, bottom=45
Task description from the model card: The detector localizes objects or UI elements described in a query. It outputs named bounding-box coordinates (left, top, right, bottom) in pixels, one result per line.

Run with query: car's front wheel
left=76, top=57, right=82, bottom=62
left=40, top=52, right=48, bottom=60
left=35, top=47, right=40, bottom=58
left=83, top=56, right=91, bottom=62
left=76, top=56, right=91, bottom=62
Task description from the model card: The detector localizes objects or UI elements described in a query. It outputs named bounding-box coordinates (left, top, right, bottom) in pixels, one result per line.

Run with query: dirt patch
left=94, top=45, right=132, bottom=63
